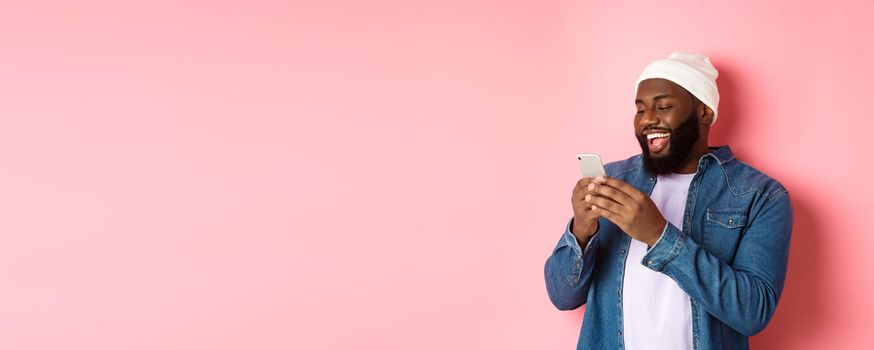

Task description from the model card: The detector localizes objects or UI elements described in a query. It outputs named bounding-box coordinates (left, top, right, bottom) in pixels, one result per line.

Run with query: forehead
left=635, top=78, right=689, bottom=102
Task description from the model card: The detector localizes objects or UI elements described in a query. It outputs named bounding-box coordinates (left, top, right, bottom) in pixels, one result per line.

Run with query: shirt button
left=617, top=331, right=622, bottom=336
left=575, top=261, right=582, bottom=268
left=647, top=260, right=654, bottom=266
left=619, top=249, right=626, bottom=255
left=728, top=218, right=734, bottom=225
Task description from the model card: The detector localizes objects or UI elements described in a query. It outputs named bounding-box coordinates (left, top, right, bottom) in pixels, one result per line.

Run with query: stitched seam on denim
left=563, top=238, right=579, bottom=260
left=765, top=189, right=789, bottom=203
left=716, top=161, right=764, bottom=197
left=566, top=262, right=581, bottom=286
left=706, top=219, right=746, bottom=229
left=706, top=209, right=748, bottom=228
left=704, top=148, right=735, bottom=165
left=706, top=208, right=747, bottom=212
left=617, top=235, right=631, bottom=346
left=646, top=223, right=670, bottom=256
left=720, top=156, right=788, bottom=198
left=731, top=158, right=791, bottom=198
left=611, top=160, right=642, bottom=177
left=653, top=228, right=684, bottom=271
left=665, top=230, right=684, bottom=264
left=683, top=167, right=703, bottom=234
left=692, top=299, right=700, bottom=350
left=570, top=237, right=583, bottom=260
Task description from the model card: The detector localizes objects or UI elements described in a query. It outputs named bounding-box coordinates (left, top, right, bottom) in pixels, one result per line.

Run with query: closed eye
left=657, top=106, right=673, bottom=110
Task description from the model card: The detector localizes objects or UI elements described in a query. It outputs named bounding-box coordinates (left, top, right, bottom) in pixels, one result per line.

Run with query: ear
left=700, top=105, right=714, bottom=125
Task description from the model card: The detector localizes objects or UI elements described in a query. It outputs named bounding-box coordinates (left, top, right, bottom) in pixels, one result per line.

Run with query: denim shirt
left=544, top=146, right=792, bottom=350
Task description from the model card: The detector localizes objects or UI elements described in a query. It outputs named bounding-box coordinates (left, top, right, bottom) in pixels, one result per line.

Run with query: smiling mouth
left=646, top=132, right=670, bottom=153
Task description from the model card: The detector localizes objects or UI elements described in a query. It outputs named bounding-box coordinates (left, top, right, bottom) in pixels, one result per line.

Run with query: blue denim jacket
left=544, top=146, right=792, bottom=350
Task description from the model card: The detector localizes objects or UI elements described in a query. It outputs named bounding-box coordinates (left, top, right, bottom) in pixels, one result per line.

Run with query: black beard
left=636, top=112, right=700, bottom=175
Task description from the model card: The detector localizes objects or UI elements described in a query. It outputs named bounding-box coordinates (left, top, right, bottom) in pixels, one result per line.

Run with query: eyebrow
left=635, top=94, right=675, bottom=104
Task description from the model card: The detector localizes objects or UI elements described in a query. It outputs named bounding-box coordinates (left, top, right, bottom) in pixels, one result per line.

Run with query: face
left=634, top=78, right=709, bottom=175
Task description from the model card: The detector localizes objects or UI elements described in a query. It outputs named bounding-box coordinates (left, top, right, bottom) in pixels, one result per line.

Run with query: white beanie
left=635, top=52, right=720, bottom=125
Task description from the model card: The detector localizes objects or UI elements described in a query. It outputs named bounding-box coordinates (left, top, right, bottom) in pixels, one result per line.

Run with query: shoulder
left=603, top=154, right=652, bottom=188
left=718, top=157, right=789, bottom=202
left=604, top=154, right=642, bottom=178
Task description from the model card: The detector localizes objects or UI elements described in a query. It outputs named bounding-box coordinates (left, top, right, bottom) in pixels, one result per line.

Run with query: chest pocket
left=703, top=208, right=748, bottom=263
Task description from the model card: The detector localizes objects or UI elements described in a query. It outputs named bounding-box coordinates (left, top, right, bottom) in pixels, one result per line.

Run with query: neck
left=673, top=140, right=710, bottom=174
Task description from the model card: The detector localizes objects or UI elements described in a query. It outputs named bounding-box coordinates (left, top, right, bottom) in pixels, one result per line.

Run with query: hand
left=584, top=176, right=667, bottom=246
left=570, top=177, right=601, bottom=241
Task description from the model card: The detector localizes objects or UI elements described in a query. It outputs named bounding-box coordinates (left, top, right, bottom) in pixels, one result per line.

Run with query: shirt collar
left=705, top=145, right=735, bottom=165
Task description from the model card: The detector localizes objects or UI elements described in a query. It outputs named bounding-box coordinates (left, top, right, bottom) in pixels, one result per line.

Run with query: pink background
left=1, top=0, right=872, bottom=349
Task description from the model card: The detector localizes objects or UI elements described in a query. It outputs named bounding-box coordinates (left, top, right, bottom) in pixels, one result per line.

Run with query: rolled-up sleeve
left=544, top=217, right=601, bottom=311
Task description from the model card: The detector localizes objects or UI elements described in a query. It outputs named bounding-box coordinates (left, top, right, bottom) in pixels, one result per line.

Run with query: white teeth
left=647, top=132, right=670, bottom=140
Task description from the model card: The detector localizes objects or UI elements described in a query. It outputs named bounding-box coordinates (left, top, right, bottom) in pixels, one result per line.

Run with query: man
left=544, top=52, right=792, bottom=350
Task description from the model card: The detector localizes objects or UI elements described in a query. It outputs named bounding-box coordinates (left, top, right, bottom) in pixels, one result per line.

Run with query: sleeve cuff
left=641, top=222, right=685, bottom=271
left=646, top=222, right=670, bottom=252
left=563, top=217, right=597, bottom=260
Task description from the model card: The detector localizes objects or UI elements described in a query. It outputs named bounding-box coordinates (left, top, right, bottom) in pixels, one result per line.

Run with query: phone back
left=577, top=153, right=606, bottom=178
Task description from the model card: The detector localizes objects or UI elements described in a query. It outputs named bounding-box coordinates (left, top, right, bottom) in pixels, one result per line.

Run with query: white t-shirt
left=622, top=172, right=695, bottom=350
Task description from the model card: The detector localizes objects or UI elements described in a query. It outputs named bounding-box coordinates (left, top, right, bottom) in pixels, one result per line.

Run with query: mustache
left=641, top=126, right=672, bottom=133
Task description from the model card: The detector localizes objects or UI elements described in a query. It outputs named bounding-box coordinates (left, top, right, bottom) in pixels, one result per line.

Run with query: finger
left=587, top=181, right=633, bottom=205
left=591, top=204, right=623, bottom=225
left=572, top=190, right=594, bottom=210
left=585, top=193, right=625, bottom=217
left=573, top=177, right=595, bottom=193
left=584, top=185, right=623, bottom=206
left=572, top=192, right=593, bottom=209
left=572, top=183, right=591, bottom=201
left=594, top=175, right=644, bottom=201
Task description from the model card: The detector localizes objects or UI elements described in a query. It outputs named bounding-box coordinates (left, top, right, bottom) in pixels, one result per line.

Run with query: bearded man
left=544, top=52, right=793, bottom=350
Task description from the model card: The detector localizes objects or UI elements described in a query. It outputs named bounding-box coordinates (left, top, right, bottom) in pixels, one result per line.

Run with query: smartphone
left=577, top=153, right=606, bottom=178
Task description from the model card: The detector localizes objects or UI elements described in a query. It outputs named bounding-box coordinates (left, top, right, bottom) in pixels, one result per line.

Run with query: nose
left=639, top=108, right=660, bottom=129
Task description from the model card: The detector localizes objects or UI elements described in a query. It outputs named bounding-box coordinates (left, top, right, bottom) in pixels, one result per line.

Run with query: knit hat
left=635, top=52, right=720, bottom=125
